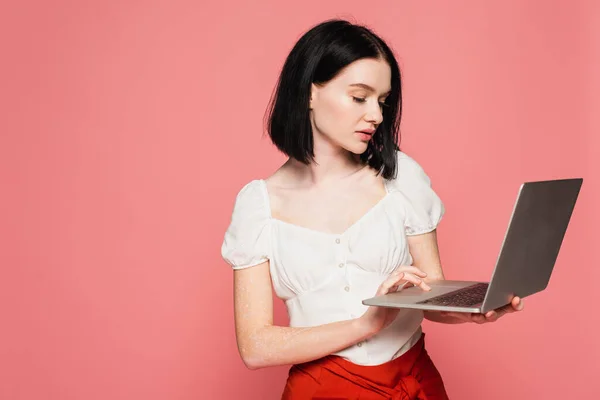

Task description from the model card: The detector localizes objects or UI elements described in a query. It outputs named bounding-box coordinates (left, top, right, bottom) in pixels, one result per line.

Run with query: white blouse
left=221, top=151, right=445, bottom=366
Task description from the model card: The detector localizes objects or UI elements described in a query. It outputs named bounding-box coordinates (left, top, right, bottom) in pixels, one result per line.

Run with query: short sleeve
left=390, top=151, right=445, bottom=236
left=220, top=180, right=271, bottom=270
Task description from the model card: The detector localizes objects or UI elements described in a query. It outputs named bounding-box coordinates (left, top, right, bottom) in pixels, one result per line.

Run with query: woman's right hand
left=358, top=266, right=431, bottom=335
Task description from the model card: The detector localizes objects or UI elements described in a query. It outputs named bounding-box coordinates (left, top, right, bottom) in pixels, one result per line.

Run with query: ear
left=309, top=83, right=318, bottom=110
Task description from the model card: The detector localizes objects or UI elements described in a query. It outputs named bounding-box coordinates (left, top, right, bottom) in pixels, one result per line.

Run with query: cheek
left=313, top=95, right=358, bottom=135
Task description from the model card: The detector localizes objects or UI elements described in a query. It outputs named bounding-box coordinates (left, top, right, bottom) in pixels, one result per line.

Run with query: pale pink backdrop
left=1, top=1, right=599, bottom=399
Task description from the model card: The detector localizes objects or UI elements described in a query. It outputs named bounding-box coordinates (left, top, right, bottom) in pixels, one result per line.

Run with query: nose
left=365, top=100, right=384, bottom=125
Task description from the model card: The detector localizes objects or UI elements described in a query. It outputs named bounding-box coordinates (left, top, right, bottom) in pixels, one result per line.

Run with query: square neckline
left=258, top=178, right=391, bottom=237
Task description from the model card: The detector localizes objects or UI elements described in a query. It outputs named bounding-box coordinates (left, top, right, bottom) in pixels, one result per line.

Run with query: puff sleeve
left=392, top=151, right=445, bottom=236
left=220, top=180, right=271, bottom=269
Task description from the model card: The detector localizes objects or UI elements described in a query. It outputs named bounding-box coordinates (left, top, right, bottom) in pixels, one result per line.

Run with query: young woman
left=221, top=19, right=524, bottom=399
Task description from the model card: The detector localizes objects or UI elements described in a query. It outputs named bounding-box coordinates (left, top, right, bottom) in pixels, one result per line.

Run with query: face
left=309, top=58, right=391, bottom=155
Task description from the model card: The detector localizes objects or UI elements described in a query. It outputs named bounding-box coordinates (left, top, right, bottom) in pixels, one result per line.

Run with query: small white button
left=357, top=342, right=363, bottom=347
left=335, top=238, right=341, bottom=244
left=344, top=286, right=350, bottom=292
left=338, top=263, right=344, bottom=268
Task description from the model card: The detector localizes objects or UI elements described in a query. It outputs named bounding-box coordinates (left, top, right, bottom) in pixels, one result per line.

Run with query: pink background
left=2, top=1, right=599, bottom=399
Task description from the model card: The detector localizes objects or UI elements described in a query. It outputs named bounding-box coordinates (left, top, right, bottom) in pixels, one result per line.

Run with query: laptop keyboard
left=417, top=282, right=489, bottom=307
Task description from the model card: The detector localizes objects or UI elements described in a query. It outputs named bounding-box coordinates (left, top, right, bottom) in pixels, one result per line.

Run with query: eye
left=352, top=97, right=367, bottom=103
left=379, top=102, right=389, bottom=109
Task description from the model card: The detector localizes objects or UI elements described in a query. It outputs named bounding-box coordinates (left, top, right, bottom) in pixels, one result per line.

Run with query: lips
left=357, top=129, right=375, bottom=135
left=356, top=131, right=374, bottom=142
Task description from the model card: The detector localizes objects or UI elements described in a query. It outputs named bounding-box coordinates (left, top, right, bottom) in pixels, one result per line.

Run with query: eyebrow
left=348, top=83, right=391, bottom=96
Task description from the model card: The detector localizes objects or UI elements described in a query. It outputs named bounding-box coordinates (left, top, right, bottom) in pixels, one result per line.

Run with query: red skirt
left=281, top=333, right=449, bottom=400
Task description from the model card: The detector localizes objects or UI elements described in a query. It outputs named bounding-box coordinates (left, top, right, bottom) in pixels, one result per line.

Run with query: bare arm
left=234, top=261, right=375, bottom=369
left=234, top=260, right=428, bottom=369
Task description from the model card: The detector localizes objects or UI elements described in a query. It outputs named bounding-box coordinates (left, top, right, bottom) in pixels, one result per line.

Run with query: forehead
left=330, top=58, right=391, bottom=93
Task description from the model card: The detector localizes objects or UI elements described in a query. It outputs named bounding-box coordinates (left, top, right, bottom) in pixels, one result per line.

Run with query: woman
left=221, top=19, right=524, bottom=399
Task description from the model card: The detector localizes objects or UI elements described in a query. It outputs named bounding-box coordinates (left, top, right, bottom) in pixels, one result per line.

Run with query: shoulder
left=233, top=179, right=266, bottom=203
left=386, top=150, right=445, bottom=235
left=221, top=179, right=272, bottom=269
left=228, top=179, right=270, bottom=221
left=387, top=150, right=432, bottom=189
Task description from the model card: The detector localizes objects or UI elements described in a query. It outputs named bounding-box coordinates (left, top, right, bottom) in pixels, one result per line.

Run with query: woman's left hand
left=439, top=296, right=525, bottom=324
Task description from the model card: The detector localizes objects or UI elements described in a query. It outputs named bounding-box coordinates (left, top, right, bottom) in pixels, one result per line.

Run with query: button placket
left=334, top=236, right=343, bottom=271
left=335, top=236, right=350, bottom=291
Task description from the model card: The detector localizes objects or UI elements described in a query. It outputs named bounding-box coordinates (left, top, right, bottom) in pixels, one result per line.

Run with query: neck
left=286, top=146, right=364, bottom=187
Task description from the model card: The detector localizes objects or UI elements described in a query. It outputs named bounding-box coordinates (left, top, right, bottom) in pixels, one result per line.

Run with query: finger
left=400, top=273, right=431, bottom=291
left=493, top=301, right=517, bottom=317
left=471, top=313, right=487, bottom=324
left=389, top=272, right=407, bottom=286
left=441, top=311, right=469, bottom=322
left=378, top=273, right=405, bottom=294
left=499, top=299, right=520, bottom=315
left=452, top=312, right=466, bottom=321
left=512, top=296, right=524, bottom=311
left=484, top=311, right=499, bottom=322
left=440, top=311, right=456, bottom=318
left=496, top=305, right=512, bottom=318
left=418, top=280, right=431, bottom=291
left=459, top=313, right=474, bottom=322
left=494, top=305, right=507, bottom=315
left=394, top=281, right=415, bottom=291
left=389, top=282, right=406, bottom=292
left=400, top=266, right=428, bottom=278
left=383, top=273, right=428, bottom=294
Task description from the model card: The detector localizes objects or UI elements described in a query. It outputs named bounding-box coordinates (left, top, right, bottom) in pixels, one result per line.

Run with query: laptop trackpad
left=388, top=280, right=478, bottom=300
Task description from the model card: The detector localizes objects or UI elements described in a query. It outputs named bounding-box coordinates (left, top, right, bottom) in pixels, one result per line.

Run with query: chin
left=344, top=142, right=369, bottom=155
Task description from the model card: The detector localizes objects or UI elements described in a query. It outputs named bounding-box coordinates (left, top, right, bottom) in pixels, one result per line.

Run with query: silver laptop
left=362, top=178, right=583, bottom=314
